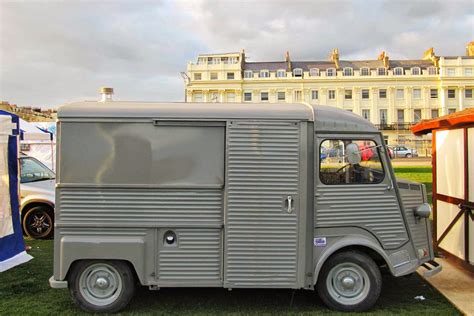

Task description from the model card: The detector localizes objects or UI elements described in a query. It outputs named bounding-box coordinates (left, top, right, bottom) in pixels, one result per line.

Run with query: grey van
left=49, top=102, right=440, bottom=313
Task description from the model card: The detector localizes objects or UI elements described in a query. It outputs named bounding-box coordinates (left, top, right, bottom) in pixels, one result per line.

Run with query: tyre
left=405, top=153, right=412, bottom=158
left=69, top=260, right=136, bottom=313
left=317, top=250, right=382, bottom=312
left=22, top=205, right=54, bottom=239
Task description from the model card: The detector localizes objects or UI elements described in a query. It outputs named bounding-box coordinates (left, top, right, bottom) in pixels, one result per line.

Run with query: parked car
left=390, top=145, right=418, bottom=158
left=19, top=154, right=55, bottom=239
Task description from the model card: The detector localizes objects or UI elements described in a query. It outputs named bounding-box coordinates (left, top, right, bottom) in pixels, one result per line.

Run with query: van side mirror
left=346, top=143, right=361, bottom=165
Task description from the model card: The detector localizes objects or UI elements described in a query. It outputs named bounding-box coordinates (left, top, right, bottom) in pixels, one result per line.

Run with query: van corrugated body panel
left=225, top=121, right=300, bottom=287
left=58, top=188, right=222, bottom=225
left=398, top=185, right=429, bottom=252
left=159, top=229, right=221, bottom=281
left=315, top=184, right=409, bottom=249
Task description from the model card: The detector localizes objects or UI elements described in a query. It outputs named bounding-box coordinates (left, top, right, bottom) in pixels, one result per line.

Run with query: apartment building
left=184, top=42, right=474, bottom=149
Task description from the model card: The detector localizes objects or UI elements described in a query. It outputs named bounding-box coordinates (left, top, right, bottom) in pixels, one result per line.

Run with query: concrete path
left=418, top=258, right=474, bottom=315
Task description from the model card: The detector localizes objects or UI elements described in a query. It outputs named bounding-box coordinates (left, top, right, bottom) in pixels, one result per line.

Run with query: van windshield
left=319, top=139, right=385, bottom=185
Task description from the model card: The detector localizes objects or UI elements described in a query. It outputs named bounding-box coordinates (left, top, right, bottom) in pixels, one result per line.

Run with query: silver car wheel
left=326, top=262, right=371, bottom=305
left=79, top=263, right=123, bottom=306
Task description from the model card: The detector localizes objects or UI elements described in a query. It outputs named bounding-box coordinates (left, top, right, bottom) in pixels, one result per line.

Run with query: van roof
left=58, top=101, right=378, bottom=133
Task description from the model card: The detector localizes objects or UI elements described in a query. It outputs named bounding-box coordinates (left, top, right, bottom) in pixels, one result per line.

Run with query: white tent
left=18, top=119, right=55, bottom=171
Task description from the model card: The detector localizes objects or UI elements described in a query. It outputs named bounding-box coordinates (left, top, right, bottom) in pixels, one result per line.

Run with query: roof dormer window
left=411, top=67, right=421, bottom=75
left=243, top=70, right=253, bottom=79
left=326, top=68, right=336, bottom=77
left=360, top=67, right=370, bottom=76
left=259, top=70, right=270, bottom=78
left=343, top=67, right=353, bottom=76
left=293, top=68, right=303, bottom=77
left=377, top=67, right=387, bottom=76
left=428, top=66, right=437, bottom=75
left=309, top=68, right=320, bottom=77
left=393, top=67, right=404, bottom=76
left=276, top=69, right=286, bottom=78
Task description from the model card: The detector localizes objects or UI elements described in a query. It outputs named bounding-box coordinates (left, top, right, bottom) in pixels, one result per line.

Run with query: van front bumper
left=49, top=276, right=68, bottom=289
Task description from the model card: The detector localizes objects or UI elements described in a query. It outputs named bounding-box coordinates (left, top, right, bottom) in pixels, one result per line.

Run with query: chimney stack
left=100, top=87, right=114, bottom=102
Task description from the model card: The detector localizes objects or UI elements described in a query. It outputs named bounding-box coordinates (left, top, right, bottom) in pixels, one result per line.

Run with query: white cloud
left=1, top=0, right=472, bottom=108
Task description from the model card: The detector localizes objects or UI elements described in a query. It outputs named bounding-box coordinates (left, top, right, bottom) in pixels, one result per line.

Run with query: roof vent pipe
left=100, top=87, right=114, bottom=102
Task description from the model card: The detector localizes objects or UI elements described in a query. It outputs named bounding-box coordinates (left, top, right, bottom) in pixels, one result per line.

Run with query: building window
left=428, top=67, right=437, bottom=75
left=259, top=70, right=270, bottom=78
left=326, top=68, right=336, bottom=77
left=465, top=89, right=473, bottom=98
left=311, top=90, right=318, bottom=100
left=193, top=73, right=202, bottom=80
left=345, top=89, right=352, bottom=99
left=431, top=109, right=439, bottom=118
left=276, top=69, right=286, bottom=78
left=193, top=92, right=203, bottom=102
left=413, top=88, right=421, bottom=99
left=293, top=68, right=303, bottom=77
left=414, top=109, right=422, bottom=122
left=210, top=57, right=220, bottom=64
left=448, top=89, right=455, bottom=99
left=244, top=70, right=253, bottom=79
left=343, top=67, right=353, bottom=76
left=227, top=92, right=235, bottom=102
left=465, top=68, right=473, bottom=76
left=397, top=109, right=405, bottom=123
left=377, top=68, right=387, bottom=76
left=380, top=109, right=387, bottom=125
left=225, top=57, right=237, bottom=64
left=309, top=68, right=320, bottom=76
left=197, top=57, right=206, bottom=65
left=396, top=89, right=404, bottom=99
left=244, top=92, right=252, bottom=102
left=379, top=89, right=387, bottom=99
left=393, top=67, right=404, bottom=76
left=210, top=72, right=218, bottom=80
left=361, top=89, right=369, bottom=99
left=360, top=68, right=370, bottom=76
left=447, top=68, right=456, bottom=76
left=328, top=90, right=336, bottom=100
left=362, top=109, right=370, bottom=120
left=411, top=67, right=421, bottom=75
left=448, top=108, right=456, bottom=114
left=294, top=90, right=302, bottom=101
left=277, top=91, right=286, bottom=101
left=260, top=92, right=269, bottom=101
left=430, top=89, right=438, bottom=99
left=227, top=72, right=235, bottom=80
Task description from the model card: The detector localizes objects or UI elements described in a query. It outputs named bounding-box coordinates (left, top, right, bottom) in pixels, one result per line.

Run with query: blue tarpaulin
left=0, top=111, right=32, bottom=272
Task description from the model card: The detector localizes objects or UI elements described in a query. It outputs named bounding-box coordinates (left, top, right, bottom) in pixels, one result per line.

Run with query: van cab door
left=315, top=135, right=409, bottom=250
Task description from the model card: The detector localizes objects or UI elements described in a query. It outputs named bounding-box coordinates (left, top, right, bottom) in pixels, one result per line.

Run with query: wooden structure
left=412, top=109, right=474, bottom=269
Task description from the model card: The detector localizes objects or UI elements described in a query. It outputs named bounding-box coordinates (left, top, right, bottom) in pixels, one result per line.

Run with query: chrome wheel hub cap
left=79, top=263, right=123, bottom=306
left=326, top=262, right=370, bottom=305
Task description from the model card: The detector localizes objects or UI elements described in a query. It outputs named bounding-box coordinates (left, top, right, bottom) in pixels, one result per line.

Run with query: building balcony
left=376, top=123, right=417, bottom=130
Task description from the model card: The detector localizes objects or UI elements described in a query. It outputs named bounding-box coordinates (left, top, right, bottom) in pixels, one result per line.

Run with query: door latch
left=287, top=195, right=293, bottom=214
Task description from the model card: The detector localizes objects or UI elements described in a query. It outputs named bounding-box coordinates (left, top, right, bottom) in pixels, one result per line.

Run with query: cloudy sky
left=1, top=0, right=473, bottom=108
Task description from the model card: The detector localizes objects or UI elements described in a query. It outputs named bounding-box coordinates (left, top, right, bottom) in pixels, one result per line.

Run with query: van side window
left=319, top=139, right=385, bottom=185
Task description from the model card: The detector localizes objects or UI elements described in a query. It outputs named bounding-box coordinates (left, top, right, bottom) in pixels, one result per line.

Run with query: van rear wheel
left=69, top=260, right=135, bottom=313
left=317, top=250, right=382, bottom=312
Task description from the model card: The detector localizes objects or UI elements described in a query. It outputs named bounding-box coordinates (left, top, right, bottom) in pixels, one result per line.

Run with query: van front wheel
left=317, top=251, right=382, bottom=312
left=69, top=260, right=135, bottom=313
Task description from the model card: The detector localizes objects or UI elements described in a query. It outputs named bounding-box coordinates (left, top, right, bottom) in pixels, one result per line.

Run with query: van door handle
left=287, top=195, right=293, bottom=213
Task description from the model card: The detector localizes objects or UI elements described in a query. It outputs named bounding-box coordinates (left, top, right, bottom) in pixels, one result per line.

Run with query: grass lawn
left=1, top=166, right=457, bottom=315
left=393, top=166, right=433, bottom=203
